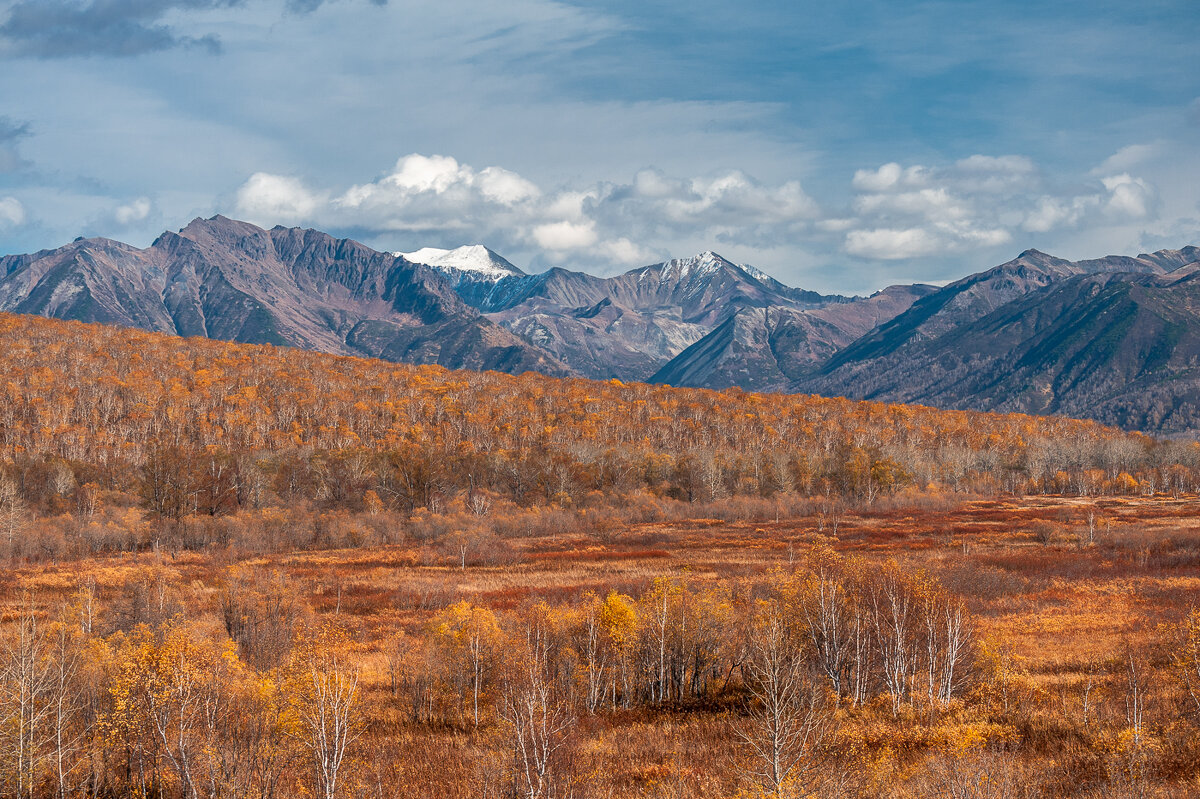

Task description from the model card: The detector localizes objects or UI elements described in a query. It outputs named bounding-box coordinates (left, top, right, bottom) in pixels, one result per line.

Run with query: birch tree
left=290, top=634, right=361, bottom=799
left=500, top=619, right=576, bottom=799
left=1, top=608, right=53, bottom=799
left=738, top=600, right=828, bottom=798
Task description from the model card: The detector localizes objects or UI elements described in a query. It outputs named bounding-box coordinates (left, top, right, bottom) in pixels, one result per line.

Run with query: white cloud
left=1022, top=196, right=1092, bottom=233
left=852, top=162, right=904, bottom=192
left=1095, top=144, right=1160, bottom=175
left=584, top=168, right=819, bottom=251
left=386, top=154, right=467, bottom=194
left=841, top=152, right=1162, bottom=260
left=845, top=224, right=1010, bottom=260
left=950, top=154, right=1036, bottom=193
left=544, top=190, right=594, bottom=222
left=227, top=153, right=821, bottom=270
left=1100, top=173, right=1153, bottom=218
left=845, top=227, right=941, bottom=259
left=853, top=187, right=966, bottom=219
left=1018, top=170, right=1155, bottom=233
left=235, top=173, right=320, bottom=224
left=115, top=197, right=151, bottom=225
left=631, top=169, right=678, bottom=198
left=0, top=196, right=24, bottom=227
left=816, top=217, right=855, bottom=232
left=843, top=157, right=1022, bottom=258
left=958, top=227, right=1013, bottom=247
left=955, top=154, right=1033, bottom=172
left=338, top=155, right=539, bottom=212
left=597, top=237, right=656, bottom=265
left=217, top=145, right=1182, bottom=278
left=678, top=171, right=818, bottom=222
left=532, top=220, right=598, bottom=250
left=477, top=166, right=540, bottom=205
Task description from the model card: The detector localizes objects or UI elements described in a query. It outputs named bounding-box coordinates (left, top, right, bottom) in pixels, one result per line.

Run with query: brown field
left=4, top=491, right=1199, bottom=799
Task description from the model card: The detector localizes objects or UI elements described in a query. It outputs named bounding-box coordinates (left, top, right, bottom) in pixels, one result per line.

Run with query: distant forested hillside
left=1, top=311, right=1196, bottom=560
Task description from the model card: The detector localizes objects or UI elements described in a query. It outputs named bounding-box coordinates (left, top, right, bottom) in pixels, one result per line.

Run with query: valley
left=4, top=1, right=1197, bottom=796
left=0, top=312, right=1197, bottom=797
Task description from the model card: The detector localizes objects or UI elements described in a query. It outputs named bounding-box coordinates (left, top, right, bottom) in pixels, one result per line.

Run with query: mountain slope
left=0, top=216, right=568, bottom=375
left=7, top=217, right=1199, bottom=434
left=482, top=252, right=846, bottom=380
left=3, top=225, right=852, bottom=384
left=397, top=244, right=523, bottom=279
left=651, top=284, right=936, bottom=390
left=800, top=249, right=1200, bottom=432
left=815, top=248, right=1172, bottom=375
left=396, top=245, right=527, bottom=309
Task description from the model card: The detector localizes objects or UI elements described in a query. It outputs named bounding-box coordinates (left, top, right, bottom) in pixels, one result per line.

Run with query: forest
left=1, top=311, right=1199, bottom=798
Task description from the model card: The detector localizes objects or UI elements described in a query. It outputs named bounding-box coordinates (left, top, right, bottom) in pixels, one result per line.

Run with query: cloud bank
left=231, top=149, right=1169, bottom=272
left=836, top=154, right=1163, bottom=260
left=234, top=153, right=824, bottom=268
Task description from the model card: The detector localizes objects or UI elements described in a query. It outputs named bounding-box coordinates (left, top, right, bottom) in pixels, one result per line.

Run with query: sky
left=0, top=0, right=1197, bottom=293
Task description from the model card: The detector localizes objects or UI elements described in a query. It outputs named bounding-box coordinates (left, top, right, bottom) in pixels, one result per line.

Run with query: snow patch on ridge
left=741, top=263, right=776, bottom=283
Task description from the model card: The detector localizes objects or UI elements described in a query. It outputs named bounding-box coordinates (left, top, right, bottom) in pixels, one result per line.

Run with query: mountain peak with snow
left=679, top=250, right=731, bottom=270
left=653, top=251, right=736, bottom=282
left=653, top=251, right=794, bottom=288
left=396, top=245, right=525, bottom=281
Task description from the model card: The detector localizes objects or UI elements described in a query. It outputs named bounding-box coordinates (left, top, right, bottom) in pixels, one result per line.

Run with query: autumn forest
left=1, top=311, right=1199, bottom=799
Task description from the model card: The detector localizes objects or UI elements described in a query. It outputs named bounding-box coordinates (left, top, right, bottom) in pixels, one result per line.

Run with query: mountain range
left=1, top=215, right=1197, bottom=434
left=0, top=217, right=568, bottom=377
left=799, top=247, right=1200, bottom=433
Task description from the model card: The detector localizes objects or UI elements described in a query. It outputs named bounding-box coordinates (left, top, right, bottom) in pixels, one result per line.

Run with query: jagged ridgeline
left=1, top=311, right=1194, bottom=523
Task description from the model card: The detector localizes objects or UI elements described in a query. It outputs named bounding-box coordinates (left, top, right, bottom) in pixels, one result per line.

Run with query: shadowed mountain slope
left=651, top=284, right=936, bottom=390
left=799, top=248, right=1200, bottom=432
left=5, top=218, right=1199, bottom=432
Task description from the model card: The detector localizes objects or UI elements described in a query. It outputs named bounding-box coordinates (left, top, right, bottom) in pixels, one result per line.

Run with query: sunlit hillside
left=1, top=311, right=1192, bottom=542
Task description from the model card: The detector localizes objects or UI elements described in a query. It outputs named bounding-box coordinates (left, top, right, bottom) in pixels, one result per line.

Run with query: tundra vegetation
left=0, top=312, right=1198, bottom=798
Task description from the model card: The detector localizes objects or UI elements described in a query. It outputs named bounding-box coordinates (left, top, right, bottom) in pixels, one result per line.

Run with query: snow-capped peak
left=662, top=251, right=732, bottom=279
left=647, top=251, right=794, bottom=293
left=395, top=245, right=524, bottom=281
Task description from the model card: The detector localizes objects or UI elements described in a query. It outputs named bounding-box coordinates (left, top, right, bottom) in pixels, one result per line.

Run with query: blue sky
left=0, top=0, right=1197, bottom=293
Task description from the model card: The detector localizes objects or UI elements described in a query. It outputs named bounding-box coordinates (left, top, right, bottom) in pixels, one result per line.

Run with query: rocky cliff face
left=481, top=252, right=849, bottom=380
left=0, top=223, right=859, bottom=383
left=650, top=284, right=936, bottom=391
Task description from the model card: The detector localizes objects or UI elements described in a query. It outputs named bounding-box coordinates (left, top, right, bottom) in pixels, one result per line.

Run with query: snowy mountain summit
left=397, top=245, right=524, bottom=281
left=656, top=251, right=735, bottom=281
